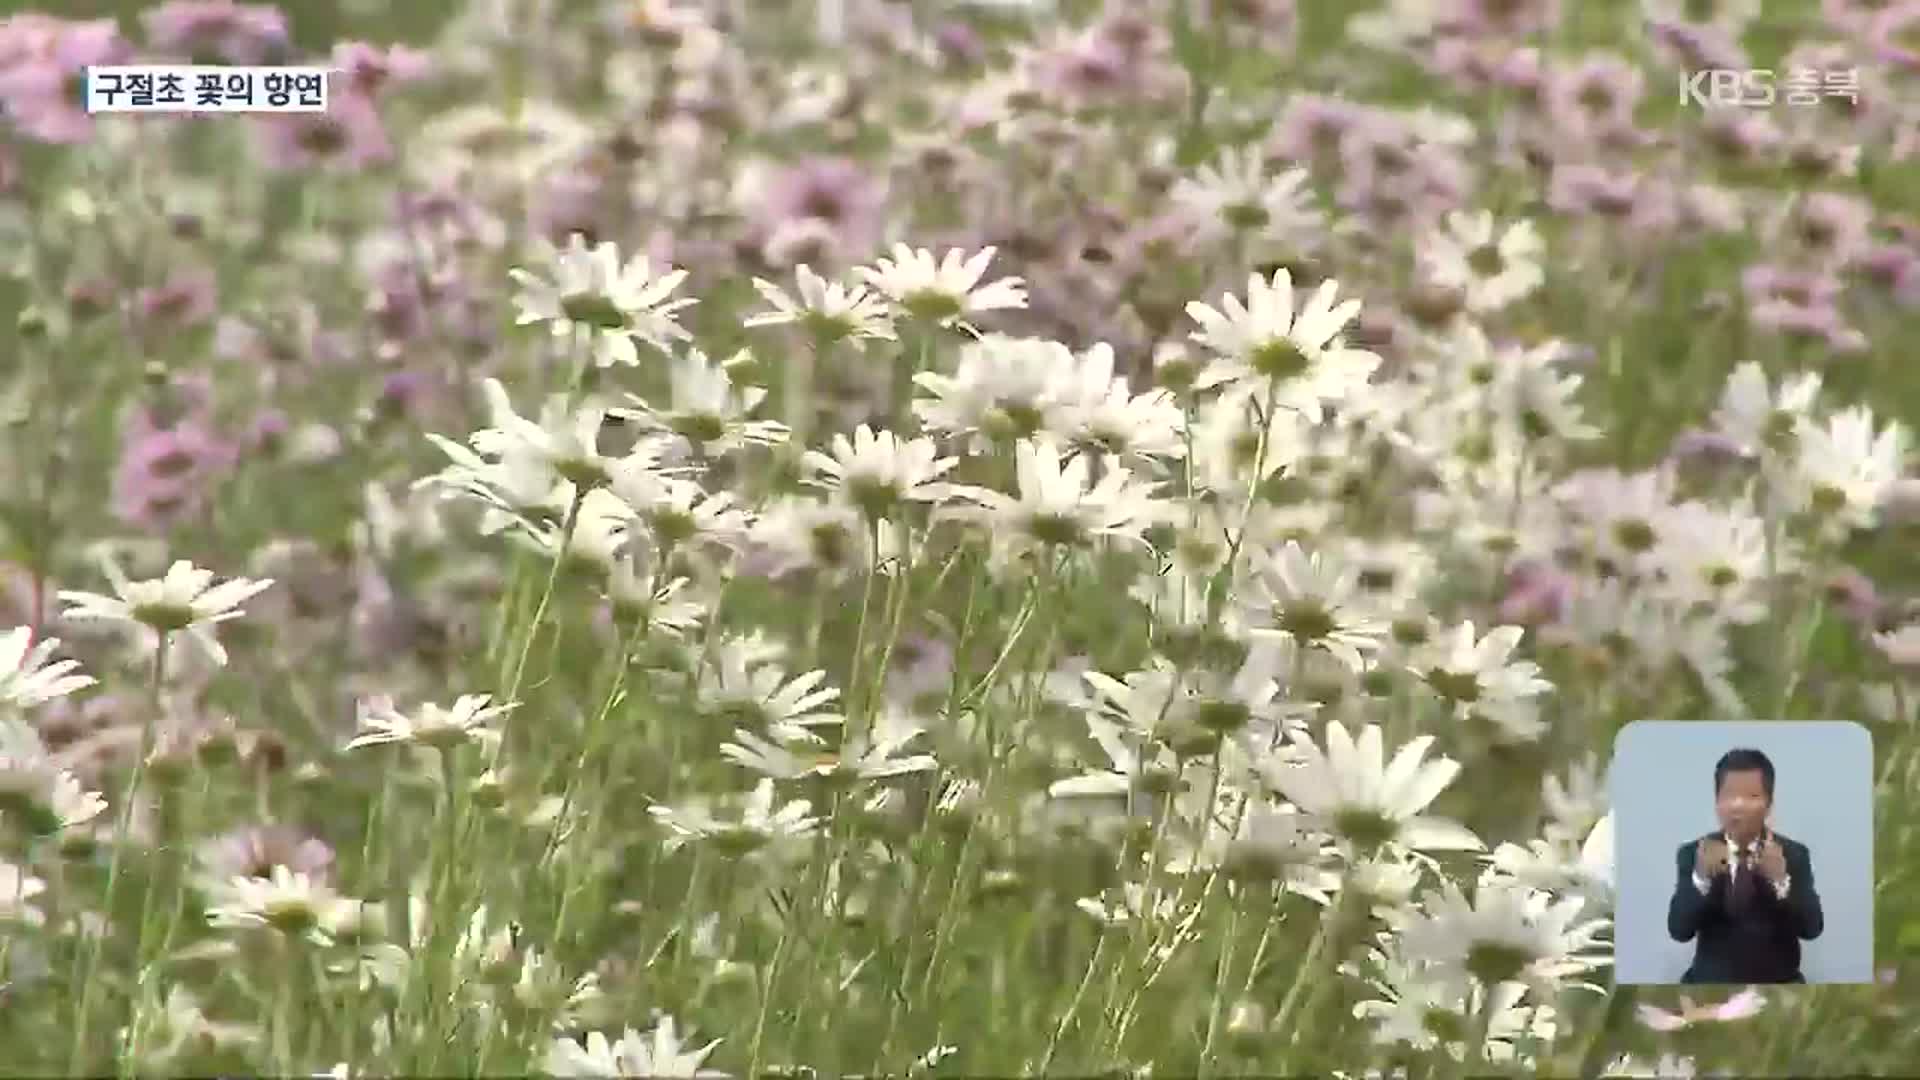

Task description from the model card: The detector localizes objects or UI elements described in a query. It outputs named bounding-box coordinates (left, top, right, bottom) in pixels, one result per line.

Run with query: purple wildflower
left=140, top=0, right=288, bottom=64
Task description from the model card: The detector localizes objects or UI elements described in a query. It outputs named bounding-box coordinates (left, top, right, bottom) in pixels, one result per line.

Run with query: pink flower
left=0, top=16, right=130, bottom=144
left=1547, top=163, right=1643, bottom=219
left=1784, top=192, right=1875, bottom=267
left=1029, top=32, right=1141, bottom=106
left=330, top=40, right=431, bottom=97
left=1739, top=264, right=1867, bottom=351
left=140, top=0, right=288, bottom=64
left=1266, top=93, right=1365, bottom=167
left=1458, top=0, right=1563, bottom=38
left=1636, top=988, right=1765, bottom=1031
left=1499, top=561, right=1575, bottom=625
left=198, top=824, right=337, bottom=882
left=749, top=156, right=887, bottom=268
left=135, top=272, right=218, bottom=330
left=1743, top=264, right=1842, bottom=309
left=1644, top=19, right=1748, bottom=71
left=1825, top=0, right=1904, bottom=34
left=1670, top=428, right=1751, bottom=466
left=1867, top=2, right=1920, bottom=70
left=1543, top=51, right=1645, bottom=146
left=1825, top=568, right=1883, bottom=628
left=112, top=420, right=238, bottom=532
left=931, top=22, right=986, bottom=69
left=253, top=83, right=392, bottom=172
left=529, top=167, right=616, bottom=246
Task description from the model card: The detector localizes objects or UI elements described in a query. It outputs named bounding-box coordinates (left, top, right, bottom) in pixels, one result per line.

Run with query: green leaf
left=1897, top=921, right=1920, bottom=954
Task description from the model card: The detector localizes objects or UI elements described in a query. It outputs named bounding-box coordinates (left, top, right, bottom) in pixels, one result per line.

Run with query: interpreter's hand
left=1756, top=836, right=1788, bottom=883
left=1695, top=837, right=1730, bottom=879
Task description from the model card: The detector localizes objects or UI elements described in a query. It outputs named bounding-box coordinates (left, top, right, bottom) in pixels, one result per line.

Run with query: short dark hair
left=1714, top=748, right=1775, bottom=798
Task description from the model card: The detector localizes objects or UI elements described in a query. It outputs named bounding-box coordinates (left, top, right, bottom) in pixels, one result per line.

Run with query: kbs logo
left=1678, top=69, right=1774, bottom=108
left=1678, top=68, right=1860, bottom=109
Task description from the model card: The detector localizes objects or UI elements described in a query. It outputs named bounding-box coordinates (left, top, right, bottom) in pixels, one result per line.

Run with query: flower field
left=1, top=0, right=1918, bottom=1075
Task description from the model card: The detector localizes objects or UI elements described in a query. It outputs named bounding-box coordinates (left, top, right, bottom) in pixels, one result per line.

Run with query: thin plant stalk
left=69, top=631, right=171, bottom=1074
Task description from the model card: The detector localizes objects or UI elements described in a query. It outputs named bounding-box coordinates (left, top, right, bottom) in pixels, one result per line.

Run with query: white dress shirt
left=1694, top=840, right=1791, bottom=900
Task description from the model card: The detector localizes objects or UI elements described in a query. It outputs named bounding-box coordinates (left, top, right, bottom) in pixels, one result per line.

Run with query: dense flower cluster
left=0, top=0, right=1916, bottom=1077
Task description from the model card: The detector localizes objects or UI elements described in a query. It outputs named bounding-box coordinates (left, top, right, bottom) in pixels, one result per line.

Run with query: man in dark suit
left=1667, top=748, right=1824, bottom=984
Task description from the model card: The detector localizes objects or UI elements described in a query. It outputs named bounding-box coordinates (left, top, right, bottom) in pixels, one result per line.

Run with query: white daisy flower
left=1165, top=793, right=1342, bottom=901
left=1260, top=720, right=1482, bottom=855
left=616, top=348, right=790, bottom=457
left=648, top=778, right=822, bottom=856
left=1241, top=542, right=1388, bottom=674
left=127, top=985, right=261, bottom=1068
left=510, top=948, right=603, bottom=1022
left=1555, top=467, right=1678, bottom=573
left=0, top=738, right=109, bottom=836
left=1487, top=339, right=1600, bottom=444
left=424, top=388, right=641, bottom=537
left=1710, top=361, right=1820, bottom=459
left=952, top=438, right=1163, bottom=555
left=1080, top=662, right=1216, bottom=750
left=1399, top=878, right=1611, bottom=995
left=466, top=377, right=644, bottom=492
left=743, top=496, right=869, bottom=578
left=58, top=559, right=273, bottom=668
left=621, top=477, right=756, bottom=554
left=913, top=334, right=1077, bottom=447
left=1418, top=211, right=1546, bottom=314
left=1083, top=650, right=1310, bottom=755
left=1186, top=269, right=1382, bottom=424
left=1338, top=538, right=1437, bottom=620
left=1345, top=856, right=1426, bottom=919
left=1189, top=390, right=1311, bottom=496
left=1485, top=812, right=1615, bottom=906
left=1783, top=405, right=1908, bottom=531
left=608, top=561, right=709, bottom=638
left=695, top=640, right=843, bottom=737
left=357, top=481, right=449, bottom=561
left=516, top=487, right=639, bottom=573
left=416, top=436, right=569, bottom=537
left=1874, top=624, right=1920, bottom=668
left=508, top=233, right=696, bottom=367
left=1647, top=500, right=1774, bottom=624
left=205, top=864, right=360, bottom=940
left=0, top=857, right=46, bottom=926
left=344, top=693, right=514, bottom=752
left=1347, top=0, right=1456, bottom=52
left=856, top=244, right=1028, bottom=330
left=1351, top=945, right=1559, bottom=1066
left=802, top=424, right=960, bottom=520
left=1075, top=881, right=1197, bottom=937
left=1410, top=621, right=1552, bottom=717
left=1046, top=343, right=1188, bottom=462
left=1171, top=146, right=1325, bottom=241
left=745, top=264, right=897, bottom=343
left=720, top=707, right=937, bottom=784
left=1542, top=756, right=1608, bottom=848
left=546, top=1019, right=728, bottom=1078
left=0, top=627, right=94, bottom=710
left=1050, top=713, right=1190, bottom=804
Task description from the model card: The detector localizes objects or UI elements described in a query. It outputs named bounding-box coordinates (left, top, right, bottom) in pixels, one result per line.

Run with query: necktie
left=1727, top=843, right=1754, bottom=913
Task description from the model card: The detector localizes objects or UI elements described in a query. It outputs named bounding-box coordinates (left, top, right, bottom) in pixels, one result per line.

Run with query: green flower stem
left=1270, top=891, right=1347, bottom=1071
left=71, top=631, right=170, bottom=1075
left=503, top=490, right=582, bottom=715
left=1198, top=892, right=1247, bottom=1076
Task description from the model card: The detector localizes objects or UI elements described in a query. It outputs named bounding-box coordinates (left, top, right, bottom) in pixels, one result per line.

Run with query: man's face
left=1715, top=768, right=1771, bottom=842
